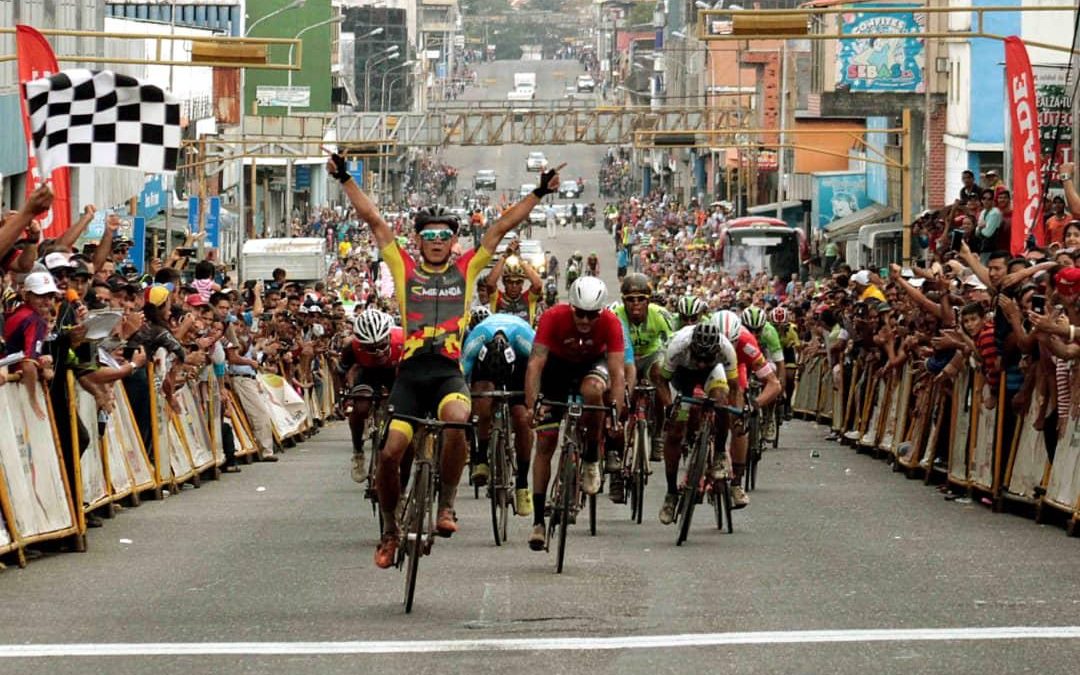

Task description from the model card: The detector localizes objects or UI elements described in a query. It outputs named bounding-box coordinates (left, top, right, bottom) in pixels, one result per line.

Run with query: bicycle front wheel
left=489, top=428, right=510, bottom=546
left=631, top=419, right=648, bottom=525
left=403, top=462, right=430, bottom=613
left=555, top=449, right=577, bottom=574
left=676, top=432, right=709, bottom=546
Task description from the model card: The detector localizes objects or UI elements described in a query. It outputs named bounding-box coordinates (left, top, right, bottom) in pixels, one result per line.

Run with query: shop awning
left=824, top=203, right=897, bottom=241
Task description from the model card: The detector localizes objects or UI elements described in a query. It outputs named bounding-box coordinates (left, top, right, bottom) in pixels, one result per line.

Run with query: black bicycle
left=471, top=389, right=523, bottom=546
left=344, top=386, right=390, bottom=529
left=624, top=384, right=656, bottom=525
left=674, top=396, right=741, bottom=546
left=392, top=412, right=474, bottom=613
left=538, top=397, right=612, bottom=573
left=743, top=384, right=765, bottom=492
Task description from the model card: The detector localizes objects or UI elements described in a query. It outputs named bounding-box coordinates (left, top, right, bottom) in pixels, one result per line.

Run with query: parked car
left=473, top=169, right=497, bottom=190
left=558, top=179, right=583, bottom=199
left=520, top=183, right=537, bottom=198
left=576, top=74, right=596, bottom=93
left=525, top=151, right=548, bottom=172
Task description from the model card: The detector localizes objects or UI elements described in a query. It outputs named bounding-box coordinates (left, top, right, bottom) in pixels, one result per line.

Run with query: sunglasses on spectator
left=573, top=308, right=601, bottom=320
left=623, top=294, right=649, bottom=303
left=419, top=228, right=454, bottom=242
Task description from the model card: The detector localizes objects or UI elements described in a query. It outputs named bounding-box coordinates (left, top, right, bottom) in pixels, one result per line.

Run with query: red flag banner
left=16, top=25, right=71, bottom=239
left=1004, top=36, right=1043, bottom=255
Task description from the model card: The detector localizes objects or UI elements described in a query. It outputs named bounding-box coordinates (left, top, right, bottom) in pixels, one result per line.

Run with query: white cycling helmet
left=353, top=309, right=394, bottom=344
left=714, top=309, right=742, bottom=342
left=569, top=276, right=608, bottom=312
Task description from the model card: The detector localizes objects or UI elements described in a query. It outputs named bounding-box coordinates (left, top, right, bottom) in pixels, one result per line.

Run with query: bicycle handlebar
left=471, top=390, right=526, bottom=399
left=674, top=395, right=747, bottom=418
left=343, top=386, right=388, bottom=400
left=390, top=413, right=474, bottom=431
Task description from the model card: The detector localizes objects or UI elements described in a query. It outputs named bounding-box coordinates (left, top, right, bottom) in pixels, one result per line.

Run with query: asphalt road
left=4, top=61, right=1080, bottom=673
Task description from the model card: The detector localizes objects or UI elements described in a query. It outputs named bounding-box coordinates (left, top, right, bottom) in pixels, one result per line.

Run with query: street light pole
left=284, top=16, right=345, bottom=226
left=238, top=0, right=305, bottom=280
left=364, top=47, right=400, bottom=112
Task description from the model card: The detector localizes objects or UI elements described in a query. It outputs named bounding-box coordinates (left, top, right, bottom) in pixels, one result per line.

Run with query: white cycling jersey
left=660, top=325, right=739, bottom=381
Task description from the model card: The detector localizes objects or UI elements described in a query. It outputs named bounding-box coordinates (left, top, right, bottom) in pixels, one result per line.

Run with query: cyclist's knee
left=580, top=377, right=606, bottom=402
left=437, top=393, right=471, bottom=423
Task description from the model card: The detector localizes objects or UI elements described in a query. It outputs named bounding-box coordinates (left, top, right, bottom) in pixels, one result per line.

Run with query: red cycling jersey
left=345, top=327, right=405, bottom=370
left=534, top=304, right=624, bottom=363
left=734, top=326, right=775, bottom=389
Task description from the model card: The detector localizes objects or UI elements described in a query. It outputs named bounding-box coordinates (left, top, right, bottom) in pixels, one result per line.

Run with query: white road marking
left=3, top=626, right=1080, bottom=658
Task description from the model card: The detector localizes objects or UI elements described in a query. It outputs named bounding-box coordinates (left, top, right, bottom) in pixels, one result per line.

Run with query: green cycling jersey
left=758, top=322, right=784, bottom=362
left=614, top=303, right=674, bottom=358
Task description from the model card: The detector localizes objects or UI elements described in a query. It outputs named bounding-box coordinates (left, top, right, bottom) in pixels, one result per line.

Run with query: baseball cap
left=851, top=270, right=871, bottom=286
left=145, top=285, right=170, bottom=307
left=44, top=252, right=73, bottom=270
left=1055, top=267, right=1080, bottom=297
left=963, top=275, right=988, bottom=291
left=71, top=260, right=92, bottom=278
left=186, top=293, right=208, bottom=307
left=24, top=271, right=60, bottom=295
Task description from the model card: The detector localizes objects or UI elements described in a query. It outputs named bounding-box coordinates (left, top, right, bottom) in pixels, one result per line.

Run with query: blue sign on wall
left=347, top=159, right=364, bottom=187
left=205, top=196, right=221, bottom=249
left=836, top=5, right=925, bottom=93
left=131, top=216, right=147, bottom=274
left=811, top=172, right=871, bottom=230
left=137, top=174, right=167, bottom=220
left=295, top=165, right=311, bottom=189
left=188, top=196, right=199, bottom=231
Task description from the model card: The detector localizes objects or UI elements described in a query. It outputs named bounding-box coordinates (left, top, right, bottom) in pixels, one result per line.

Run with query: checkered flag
left=24, top=69, right=181, bottom=175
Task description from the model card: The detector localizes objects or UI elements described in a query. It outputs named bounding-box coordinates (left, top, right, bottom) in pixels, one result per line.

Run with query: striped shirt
left=975, top=322, right=999, bottom=389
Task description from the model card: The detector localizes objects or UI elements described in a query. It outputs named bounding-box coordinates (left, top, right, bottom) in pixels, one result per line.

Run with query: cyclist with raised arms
left=525, top=277, right=626, bottom=550
left=339, top=309, right=403, bottom=481
left=612, top=273, right=674, bottom=461
left=486, top=238, right=543, bottom=325
left=712, top=309, right=782, bottom=509
left=461, top=312, right=536, bottom=516
left=652, top=321, right=738, bottom=524
left=329, top=152, right=564, bottom=568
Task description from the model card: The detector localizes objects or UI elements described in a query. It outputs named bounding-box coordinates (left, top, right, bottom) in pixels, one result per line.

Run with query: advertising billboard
left=836, top=6, right=925, bottom=93
left=812, top=172, right=871, bottom=230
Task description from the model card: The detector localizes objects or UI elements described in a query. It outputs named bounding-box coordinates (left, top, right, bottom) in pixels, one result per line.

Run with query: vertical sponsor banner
left=1004, top=36, right=1044, bottom=255
left=15, top=25, right=71, bottom=238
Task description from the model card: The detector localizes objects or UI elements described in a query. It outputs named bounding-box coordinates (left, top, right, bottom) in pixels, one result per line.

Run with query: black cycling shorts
left=356, top=366, right=396, bottom=394
left=388, top=354, right=470, bottom=440
left=473, top=359, right=527, bottom=405
left=538, top=354, right=609, bottom=429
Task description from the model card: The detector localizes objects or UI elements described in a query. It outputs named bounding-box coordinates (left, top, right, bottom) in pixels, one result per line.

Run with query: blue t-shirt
left=462, top=315, right=535, bottom=380
left=617, top=248, right=629, bottom=269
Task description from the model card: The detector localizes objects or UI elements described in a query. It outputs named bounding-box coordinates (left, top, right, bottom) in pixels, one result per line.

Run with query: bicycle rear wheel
left=403, top=462, right=430, bottom=614
left=676, top=431, right=709, bottom=546
left=588, top=493, right=597, bottom=536
left=555, top=449, right=577, bottom=574
left=490, top=429, right=512, bottom=546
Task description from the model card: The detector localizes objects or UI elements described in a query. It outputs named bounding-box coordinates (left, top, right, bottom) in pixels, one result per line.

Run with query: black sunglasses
left=573, top=308, right=601, bottom=320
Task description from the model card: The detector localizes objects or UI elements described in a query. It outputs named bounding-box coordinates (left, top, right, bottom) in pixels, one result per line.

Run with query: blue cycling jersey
left=462, top=314, right=535, bottom=381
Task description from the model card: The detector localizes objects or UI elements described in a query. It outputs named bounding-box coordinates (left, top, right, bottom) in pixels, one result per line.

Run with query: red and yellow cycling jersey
left=381, top=241, right=492, bottom=362
left=490, top=286, right=541, bottom=325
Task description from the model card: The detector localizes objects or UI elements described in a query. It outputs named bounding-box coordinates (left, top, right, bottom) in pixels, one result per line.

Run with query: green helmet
left=741, top=306, right=767, bottom=331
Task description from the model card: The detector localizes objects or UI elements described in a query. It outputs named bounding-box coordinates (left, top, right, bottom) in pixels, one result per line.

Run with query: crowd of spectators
left=608, top=168, right=1080, bottom=503
left=0, top=185, right=381, bottom=527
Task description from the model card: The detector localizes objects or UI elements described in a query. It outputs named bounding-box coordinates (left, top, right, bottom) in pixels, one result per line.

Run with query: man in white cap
left=44, top=251, right=75, bottom=293
left=4, top=272, right=59, bottom=420
left=849, top=269, right=885, bottom=303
